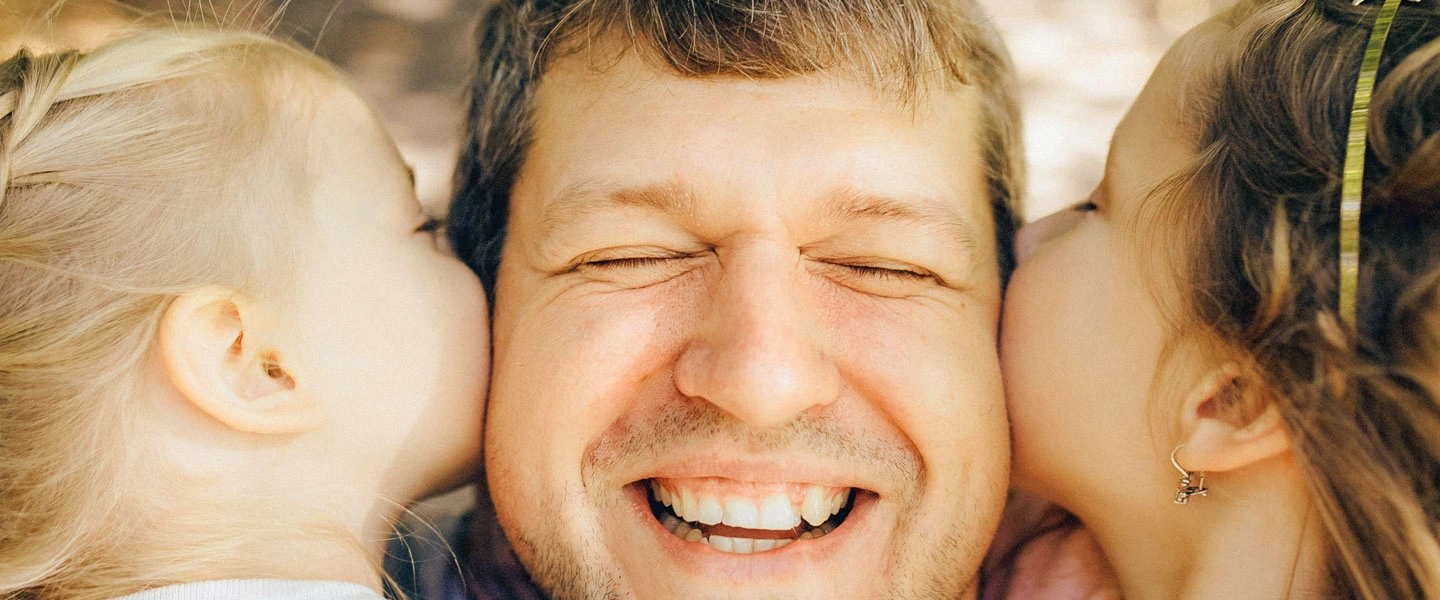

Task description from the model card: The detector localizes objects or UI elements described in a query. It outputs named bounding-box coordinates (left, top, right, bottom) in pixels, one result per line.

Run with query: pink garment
left=981, top=494, right=1123, bottom=600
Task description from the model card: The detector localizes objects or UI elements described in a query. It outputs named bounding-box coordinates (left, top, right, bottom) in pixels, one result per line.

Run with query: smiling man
left=441, top=1, right=1024, bottom=598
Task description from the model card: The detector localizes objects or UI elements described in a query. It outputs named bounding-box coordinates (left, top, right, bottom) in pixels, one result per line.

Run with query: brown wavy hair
left=1148, top=1, right=1440, bottom=597
left=449, top=0, right=1026, bottom=300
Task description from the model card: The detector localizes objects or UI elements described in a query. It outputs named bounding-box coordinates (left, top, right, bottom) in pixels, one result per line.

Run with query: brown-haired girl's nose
left=1014, top=207, right=1085, bottom=265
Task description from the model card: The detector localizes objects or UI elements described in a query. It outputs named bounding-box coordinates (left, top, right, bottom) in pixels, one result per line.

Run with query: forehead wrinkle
left=532, top=180, right=980, bottom=257
left=821, top=188, right=979, bottom=256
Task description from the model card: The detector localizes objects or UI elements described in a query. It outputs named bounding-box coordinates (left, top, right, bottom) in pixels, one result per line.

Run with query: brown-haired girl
left=0, top=28, right=489, bottom=599
left=999, top=0, right=1440, bottom=598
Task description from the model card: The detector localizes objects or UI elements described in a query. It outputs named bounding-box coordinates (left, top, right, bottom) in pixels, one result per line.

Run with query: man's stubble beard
left=497, top=399, right=990, bottom=600
left=512, top=496, right=984, bottom=600
left=512, top=525, right=624, bottom=600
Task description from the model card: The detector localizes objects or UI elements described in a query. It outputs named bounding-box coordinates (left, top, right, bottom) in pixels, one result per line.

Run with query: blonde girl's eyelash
left=1073, top=200, right=1099, bottom=212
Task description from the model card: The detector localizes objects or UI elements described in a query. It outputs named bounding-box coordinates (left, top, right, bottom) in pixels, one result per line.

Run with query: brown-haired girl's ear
left=1174, top=364, right=1291, bottom=474
left=157, top=286, right=325, bottom=435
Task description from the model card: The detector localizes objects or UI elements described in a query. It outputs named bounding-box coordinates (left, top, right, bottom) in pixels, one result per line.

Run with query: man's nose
left=673, top=241, right=842, bottom=429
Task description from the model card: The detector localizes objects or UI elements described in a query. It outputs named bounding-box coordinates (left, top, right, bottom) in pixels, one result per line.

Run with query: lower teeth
left=660, top=508, right=836, bottom=554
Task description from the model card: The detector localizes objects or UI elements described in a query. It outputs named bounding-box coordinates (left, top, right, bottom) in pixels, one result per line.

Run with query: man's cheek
left=492, top=286, right=700, bottom=460
left=835, top=307, right=1007, bottom=499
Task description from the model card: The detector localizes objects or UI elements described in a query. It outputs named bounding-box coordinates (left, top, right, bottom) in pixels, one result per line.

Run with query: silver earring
left=1171, top=444, right=1208, bottom=505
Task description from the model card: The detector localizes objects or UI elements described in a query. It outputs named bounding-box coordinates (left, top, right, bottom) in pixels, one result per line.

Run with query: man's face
left=486, top=49, right=1008, bottom=600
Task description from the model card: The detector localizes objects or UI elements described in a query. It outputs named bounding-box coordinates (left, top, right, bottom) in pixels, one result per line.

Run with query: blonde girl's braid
left=1, top=52, right=81, bottom=208
left=1, top=29, right=289, bottom=191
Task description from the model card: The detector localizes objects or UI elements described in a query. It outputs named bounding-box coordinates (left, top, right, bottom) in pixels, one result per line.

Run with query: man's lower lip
left=621, top=481, right=878, bottom=576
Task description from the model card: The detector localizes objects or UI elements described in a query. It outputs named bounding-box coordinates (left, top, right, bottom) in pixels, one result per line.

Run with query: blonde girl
left=999, top=0, right=1440, bottom=598
left=0, top=28, right=488, bottom=599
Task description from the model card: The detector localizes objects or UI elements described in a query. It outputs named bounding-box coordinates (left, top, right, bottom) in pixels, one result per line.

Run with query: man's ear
left=157, top=286, right=325, bottom=435
left=1174, top=363, right=1290, bottom=473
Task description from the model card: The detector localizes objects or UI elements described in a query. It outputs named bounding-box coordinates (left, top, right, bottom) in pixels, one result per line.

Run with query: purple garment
left=387, top=509, right=544, bottom=600
left=459, top=511, right=547, bottom=600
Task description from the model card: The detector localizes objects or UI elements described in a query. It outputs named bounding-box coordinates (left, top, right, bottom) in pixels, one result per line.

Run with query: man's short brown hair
left=450, top=0, right=1025, bottom=296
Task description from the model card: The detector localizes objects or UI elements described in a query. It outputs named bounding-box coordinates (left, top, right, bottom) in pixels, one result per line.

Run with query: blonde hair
left=1145, top=0, right=1440, bottom=597
left=0, top=29, right=340, bottom=599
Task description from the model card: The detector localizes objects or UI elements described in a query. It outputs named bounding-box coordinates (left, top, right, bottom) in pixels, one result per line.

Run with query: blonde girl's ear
left=157, top=286, right=325, bottom=435
left=1173, top=363, right=1291, bottom=474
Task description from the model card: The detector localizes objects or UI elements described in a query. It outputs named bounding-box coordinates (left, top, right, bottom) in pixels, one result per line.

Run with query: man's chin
left=588, top=480, right=897, bottom=599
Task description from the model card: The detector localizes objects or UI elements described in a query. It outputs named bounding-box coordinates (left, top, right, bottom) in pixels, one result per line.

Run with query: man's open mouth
left=641, top=478, right=861, bottom=554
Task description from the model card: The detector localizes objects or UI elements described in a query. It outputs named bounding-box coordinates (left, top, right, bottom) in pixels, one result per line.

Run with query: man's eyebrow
left=821, top=188, right=980, bottom=254
left=533, top=181, right=979, bottom=254
left=536, top=180, right=697, bottom=241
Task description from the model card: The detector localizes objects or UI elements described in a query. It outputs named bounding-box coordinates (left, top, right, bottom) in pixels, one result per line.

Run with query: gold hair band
left=1340, top=0, right=1413, bottom=326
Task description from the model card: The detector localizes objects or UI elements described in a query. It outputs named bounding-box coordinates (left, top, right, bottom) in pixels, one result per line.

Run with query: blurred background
left=3, top=0, right=1231, bottom=220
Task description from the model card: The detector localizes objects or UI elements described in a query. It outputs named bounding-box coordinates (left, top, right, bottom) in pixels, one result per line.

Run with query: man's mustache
left=583, top=396, right=923, bottom=486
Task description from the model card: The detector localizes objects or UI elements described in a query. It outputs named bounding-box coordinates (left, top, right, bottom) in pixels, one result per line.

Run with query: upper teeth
left=652, top=480, right=849, bottom=531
